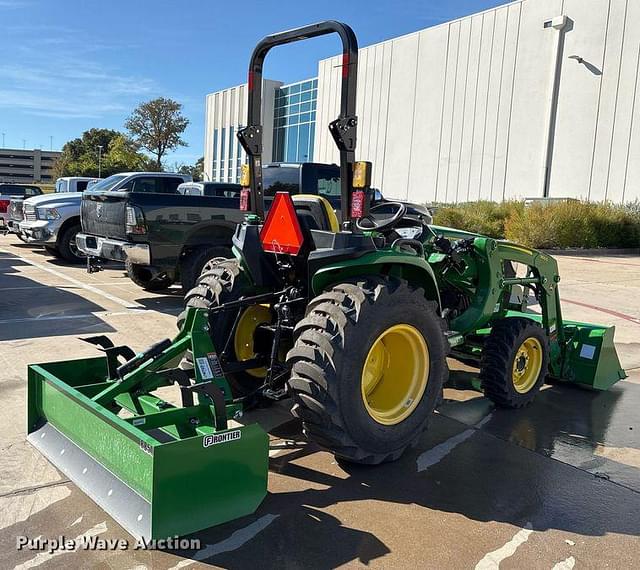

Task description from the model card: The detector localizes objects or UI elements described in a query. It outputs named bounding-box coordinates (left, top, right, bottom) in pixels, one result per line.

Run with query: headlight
left=36, top=207, right=61, bottom=220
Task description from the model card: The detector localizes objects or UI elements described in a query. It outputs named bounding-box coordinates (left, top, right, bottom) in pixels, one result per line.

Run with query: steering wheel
left=355, top=202, right=407, bottom=232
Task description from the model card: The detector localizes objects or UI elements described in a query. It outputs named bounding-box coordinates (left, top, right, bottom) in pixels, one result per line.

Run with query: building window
left=272, top=79, right=317, bottom=163
left=212, top=129, right=218, bottom=181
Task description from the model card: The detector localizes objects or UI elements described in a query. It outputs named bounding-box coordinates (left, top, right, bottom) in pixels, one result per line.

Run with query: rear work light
left=125, top=205, right=147, bottom=235
left=0, top=200, right=9, bottom=213
left=240, top=189, right=251, bottom=212
left=350, top=191, right=366, bottom=219
left=260, top=192, right=304, bottom=255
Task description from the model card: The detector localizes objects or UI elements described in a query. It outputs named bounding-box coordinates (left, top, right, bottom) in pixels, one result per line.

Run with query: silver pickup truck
left=17, top=177, right=101, bottom=262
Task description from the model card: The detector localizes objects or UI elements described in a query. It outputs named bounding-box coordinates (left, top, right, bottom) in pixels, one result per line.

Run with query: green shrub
left=432, top=200, right=640, bottom=249
left=433, top=201, right=522, bottom=238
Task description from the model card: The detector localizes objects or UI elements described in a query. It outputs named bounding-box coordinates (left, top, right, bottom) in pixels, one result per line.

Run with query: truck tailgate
left=82, top=193, right=127, bottom=239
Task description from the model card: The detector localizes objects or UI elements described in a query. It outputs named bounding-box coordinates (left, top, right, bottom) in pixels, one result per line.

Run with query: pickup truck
left=78, top=162, right=432, bottom=294
left=0, top=184, right=42, bottom=233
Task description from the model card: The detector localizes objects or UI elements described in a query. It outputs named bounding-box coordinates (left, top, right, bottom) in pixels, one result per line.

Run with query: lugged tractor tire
left=177, top=257, right=269, bottom=397
left=479, top=317, right=549, bottom=408
left=180, top=245, right=233, bottom=294
left=287, top=276, right=448, bottom=465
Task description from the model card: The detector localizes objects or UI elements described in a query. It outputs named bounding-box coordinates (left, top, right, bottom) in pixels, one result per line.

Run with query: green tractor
left=27, top=21, right=625, bottom=541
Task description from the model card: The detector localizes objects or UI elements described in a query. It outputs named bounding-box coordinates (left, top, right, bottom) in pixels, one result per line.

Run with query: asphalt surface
left=0, top=235, right=638, bottom=569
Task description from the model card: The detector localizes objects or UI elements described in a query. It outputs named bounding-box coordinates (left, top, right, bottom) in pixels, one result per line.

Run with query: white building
left=204, top=0, right=640, bottom=204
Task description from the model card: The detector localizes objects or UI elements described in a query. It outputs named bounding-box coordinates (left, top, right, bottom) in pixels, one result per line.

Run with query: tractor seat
left=291, top=194, right=340, bottom=234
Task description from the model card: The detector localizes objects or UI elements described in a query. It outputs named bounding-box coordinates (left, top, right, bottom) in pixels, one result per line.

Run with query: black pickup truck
left=79, top=163, right=432, bottom=293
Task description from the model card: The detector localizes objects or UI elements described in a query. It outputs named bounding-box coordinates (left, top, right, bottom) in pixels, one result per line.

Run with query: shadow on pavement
left=3, top=373, right=639, bottom=569
left=0, top=252, right=115, bottom=340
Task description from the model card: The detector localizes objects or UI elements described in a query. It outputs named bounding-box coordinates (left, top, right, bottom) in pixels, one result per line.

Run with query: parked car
left=55, top=177, right=102, bottom=193
left=78, top=163, right=431, bottom=293
left=17, top=173, right=184, bottom=263
left=0, top=184, right=42, bottom=233
left=78, top=176, right=242, bottom=292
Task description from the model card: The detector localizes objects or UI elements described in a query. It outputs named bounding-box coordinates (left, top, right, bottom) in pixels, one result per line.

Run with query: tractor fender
left=311, top=250, right=442, bottom=309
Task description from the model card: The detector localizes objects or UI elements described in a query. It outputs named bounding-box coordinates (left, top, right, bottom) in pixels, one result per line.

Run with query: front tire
left=480, top=318, right=549, bottom=408
left=287, top=277, right=448, bottom=465
left=57, top=223, right=85, bottom=264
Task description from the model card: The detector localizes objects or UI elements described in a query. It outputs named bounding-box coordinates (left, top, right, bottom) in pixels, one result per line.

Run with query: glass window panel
left=310, top=111, right=316, bottom=121
left=312, top=78, right=318, bottom=88
left=288, top=103, right=300, bottom=115
left=298, top=123, right=310, bottom=162
left=288, top=115, right=299, bottom=125
left=289, top=94, right=300, bottom=104
left=229, top=126, right=235, bottom=159
left=221, top=128, right=226, bottom=158
left=286, top=125, right=298, bottom=161
left=300, top=90, right=312, bottom=102
left=289, top=83, right=301, bottom=94
left=300, top=102, right=311, bottom=112
left=311, top=100, right=317, bottom=111
left=299, top=112, right=311, bottom=123
left=301, top=81, right=312, bottom=91
left=309, top=122, right=315, bottom=161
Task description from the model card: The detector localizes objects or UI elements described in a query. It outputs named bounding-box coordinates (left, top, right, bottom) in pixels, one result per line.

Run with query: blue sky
left=0, top=0, right=510, bottom=167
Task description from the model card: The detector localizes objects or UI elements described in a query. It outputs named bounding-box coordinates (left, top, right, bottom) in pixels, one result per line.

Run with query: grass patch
left=432, top=200, right=640, bottom=249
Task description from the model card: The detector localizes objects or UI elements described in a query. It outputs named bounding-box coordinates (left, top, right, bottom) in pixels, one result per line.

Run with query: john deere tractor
left=27, top=21, right=625, bottom=540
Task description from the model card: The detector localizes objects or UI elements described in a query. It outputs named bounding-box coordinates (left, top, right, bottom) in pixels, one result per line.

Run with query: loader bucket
left=560, top=320, right=627, bottom=390
left=26, top=309, right=269, bottom=541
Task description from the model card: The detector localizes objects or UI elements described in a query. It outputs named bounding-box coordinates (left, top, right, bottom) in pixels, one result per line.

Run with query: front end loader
left=27, top=21, right=626, bottom=540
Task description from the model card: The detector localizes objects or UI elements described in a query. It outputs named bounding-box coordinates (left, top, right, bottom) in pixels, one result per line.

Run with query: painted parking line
left=0, top=248, right=143, bottom=310
left=474, top=523, right=533, bottom=570
left=0, top=309, right=150, bottom=326
left=168, top=514, right=279, bottom=569
left=563, top=298, right=640, bottom=326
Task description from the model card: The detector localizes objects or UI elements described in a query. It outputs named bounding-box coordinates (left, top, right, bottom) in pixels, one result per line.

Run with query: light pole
left=49, top=135, right=53, bottom=151
left=97, top=145, right=103, bottom=178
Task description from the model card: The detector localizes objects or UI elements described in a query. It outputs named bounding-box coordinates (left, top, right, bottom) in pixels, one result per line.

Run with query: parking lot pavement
left=0, top=235, right=639, bottom=569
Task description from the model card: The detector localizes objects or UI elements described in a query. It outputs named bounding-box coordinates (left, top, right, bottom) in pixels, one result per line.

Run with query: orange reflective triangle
left=260, top=192, right=304, bottom=255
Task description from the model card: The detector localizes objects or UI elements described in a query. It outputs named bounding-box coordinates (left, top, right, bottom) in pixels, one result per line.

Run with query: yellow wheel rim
left=361, top=324, right=429, bottom=425
left=512, top=337, right=543, bottom=393
left=233, top=305, right=271, bottom=378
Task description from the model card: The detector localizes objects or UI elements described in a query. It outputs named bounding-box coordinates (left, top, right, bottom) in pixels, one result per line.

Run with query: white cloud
left=0, top=34, right=157, bottom=119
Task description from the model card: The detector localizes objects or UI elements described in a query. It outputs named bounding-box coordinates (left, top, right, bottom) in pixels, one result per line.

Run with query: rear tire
left=180, top=245, right=233, bottom=294
left=178, top=258, right=269, bottom=397
left=480, top=318, right=549, bottom=408
left=125, top=259, right=174, bottom=292
left=287, top=277, right=448, bottom=465
left=57, top=223, right=85, bottom=264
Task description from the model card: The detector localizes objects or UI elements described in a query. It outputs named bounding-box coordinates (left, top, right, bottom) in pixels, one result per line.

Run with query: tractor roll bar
left=237, top=20, right=358, bottom=224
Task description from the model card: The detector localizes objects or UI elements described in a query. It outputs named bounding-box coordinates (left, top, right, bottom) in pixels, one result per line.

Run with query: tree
left=177, top=156, right=204, bottom=181
left=53, top=129, right=150, bottom=178
left=125, top=97, right=189, bottom=171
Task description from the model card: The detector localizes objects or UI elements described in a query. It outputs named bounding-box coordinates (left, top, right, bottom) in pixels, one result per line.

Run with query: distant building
left=204, top=0, right=640, bottom=203
left=0, top=148, right=61, bottom=184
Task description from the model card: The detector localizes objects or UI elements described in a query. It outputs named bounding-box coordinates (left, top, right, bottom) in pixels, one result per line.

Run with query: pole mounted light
left=97, top=145, right=103, bottom=178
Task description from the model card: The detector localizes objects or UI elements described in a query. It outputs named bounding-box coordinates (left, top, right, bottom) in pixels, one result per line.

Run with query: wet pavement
left=0, top=236, right=638, bottom=569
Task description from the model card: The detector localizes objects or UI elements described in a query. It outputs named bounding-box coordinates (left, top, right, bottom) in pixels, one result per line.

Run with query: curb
left=540, top=248, right=640, bottom=256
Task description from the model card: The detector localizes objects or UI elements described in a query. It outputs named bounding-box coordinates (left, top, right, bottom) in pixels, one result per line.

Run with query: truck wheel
left=125, top=259, right=174, bottom=292
left=57, top=223, right=86, bottom=264
left=480, top=318, right=549, bottom=408
left=180, top=245, right=233, bottom=294
left=178, top=258, right=271, bottom=397
left=44, top=245, right=61, bottom=258
left=287, top=277, right=448, bottom=465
